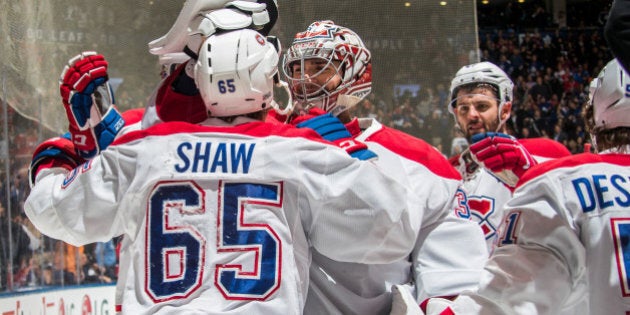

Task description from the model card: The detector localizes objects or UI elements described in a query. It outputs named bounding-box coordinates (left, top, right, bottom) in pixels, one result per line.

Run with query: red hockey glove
left=469, top=132, right=537, bottom=187
left=29, top=133, right=85, bottom=187
left=60, top=51, right=124, bottom=159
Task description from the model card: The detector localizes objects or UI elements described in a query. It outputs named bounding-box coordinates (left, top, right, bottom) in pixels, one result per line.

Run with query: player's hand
left=60, top=51, right=124, bottom=159
left=295, top=110, right=378, bottom=161
left=29, top=134, right=85, bottom=187
left=469, top=132, right=537, bottom=187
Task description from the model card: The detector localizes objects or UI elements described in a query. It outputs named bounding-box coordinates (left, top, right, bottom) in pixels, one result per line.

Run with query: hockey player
left=447, top=61, right=571, bottom=251
left=27, top=0, right=280, bottom=181
left=280, top=21, right=488, bottom=314
left=142, top=0, right=280, bottom=128
left=25, top=29, right=424, bottom=314
left=423, top=58, right=630, bottom=314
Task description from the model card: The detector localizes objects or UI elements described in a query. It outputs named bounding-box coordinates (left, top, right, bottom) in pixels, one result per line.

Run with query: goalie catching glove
left=60, top=51, right=124, bottom=159
left=28, top=134, right=85, bottom=187
left=294, top=109, right=377, bottom=161
left=469, top=132, right=537, bottom=187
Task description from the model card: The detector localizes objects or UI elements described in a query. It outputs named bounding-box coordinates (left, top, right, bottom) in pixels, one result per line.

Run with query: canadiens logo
left=293, top=21, right=337, bottom=43
left=62, top=160, right=93, bottom=188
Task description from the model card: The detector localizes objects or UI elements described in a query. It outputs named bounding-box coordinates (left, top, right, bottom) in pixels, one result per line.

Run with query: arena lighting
left=440, top=1, right=447, bottom=5
left=405, top=2, right=411, bottom=7
left=481, top=0, right=489, bottom=4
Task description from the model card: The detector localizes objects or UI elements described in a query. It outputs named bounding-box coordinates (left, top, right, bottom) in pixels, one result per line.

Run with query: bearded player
left=424, top=57, right=630, bottom=315
left=447, top=61, right=571, bottom=252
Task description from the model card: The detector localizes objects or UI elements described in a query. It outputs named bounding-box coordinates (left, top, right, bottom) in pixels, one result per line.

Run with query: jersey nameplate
left=175, top=141, right=256, bottom=174
left=573, top=174, right=630, bottom=212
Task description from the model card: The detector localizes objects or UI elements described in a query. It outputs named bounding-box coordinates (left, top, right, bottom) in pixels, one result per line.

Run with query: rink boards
left=0, top=283, right=115, bottom=314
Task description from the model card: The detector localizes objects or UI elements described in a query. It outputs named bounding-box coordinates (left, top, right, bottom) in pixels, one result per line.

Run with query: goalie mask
left=194, top=29, right=278, bottom=117
left=282, top=20, right=372, bottom=117
left=448, top=62, right=514, bottom=131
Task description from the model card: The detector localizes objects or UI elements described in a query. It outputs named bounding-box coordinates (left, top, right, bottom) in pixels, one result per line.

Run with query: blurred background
left=0, top=0, right=612, bottom=294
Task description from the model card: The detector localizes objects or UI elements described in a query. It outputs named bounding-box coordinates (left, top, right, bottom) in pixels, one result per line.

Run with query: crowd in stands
left=0, top=0, right=615, bottom=293
left=354, top=1, right=612, bottom=157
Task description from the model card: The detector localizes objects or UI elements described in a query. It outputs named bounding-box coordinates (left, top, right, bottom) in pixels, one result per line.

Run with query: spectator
left=50, top=241, right=82, bottom=285
left=81, top=253, right=112, bottom=284
left=528, top=75, right=552, bottom=102
left=0, top=209, right=34, bottom=290
left=9, top=173, right=28, bottom=218
left=552, top=123, right=569, bottom=143
left=94, top=240, right=117, bottom=280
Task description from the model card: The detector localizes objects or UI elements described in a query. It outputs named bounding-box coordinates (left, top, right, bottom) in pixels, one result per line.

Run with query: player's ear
left=500, top=101, right=512, bottom=121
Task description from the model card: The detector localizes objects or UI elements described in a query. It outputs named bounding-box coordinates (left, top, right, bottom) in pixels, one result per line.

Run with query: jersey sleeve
left=413, top=208, right=488, bottom=301
left=301, top=147, right=422, bottom=265
left=451, top=173, right=583, bottom=314
left=24, top=145, right=134, bottom=246
left=411, top=178, right=489, bottom=300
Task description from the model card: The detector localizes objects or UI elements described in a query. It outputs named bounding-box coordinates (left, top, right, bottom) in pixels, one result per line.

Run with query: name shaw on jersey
left=175, top=141, right=256, bottom=174
left=572, top=173, right=630, bottom=213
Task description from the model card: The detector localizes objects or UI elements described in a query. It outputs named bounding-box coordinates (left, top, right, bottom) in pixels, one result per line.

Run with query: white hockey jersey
left=452, top=137, right=570, bottom=252
left=24, top=118, right=422, bottom=315
left=304, top=118, right=488, bottom=315
left=447, top=150, right=630, bottom=314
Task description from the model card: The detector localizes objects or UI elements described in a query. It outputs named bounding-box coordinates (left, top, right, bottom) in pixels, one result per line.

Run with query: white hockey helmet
left=194, top=29, right=278, bottom=117
left=448, top=62, right=514, bottom=128
left=589, top=58, right=630, bottom=132
left=282, top=20, right=372, bottom=116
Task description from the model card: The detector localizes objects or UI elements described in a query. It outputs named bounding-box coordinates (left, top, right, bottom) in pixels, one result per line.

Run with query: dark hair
left=584, top=103, right=630, bottom=151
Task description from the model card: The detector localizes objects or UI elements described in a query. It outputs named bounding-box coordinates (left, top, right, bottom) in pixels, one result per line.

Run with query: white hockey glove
left=149, top=0, right=275, bottom=58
